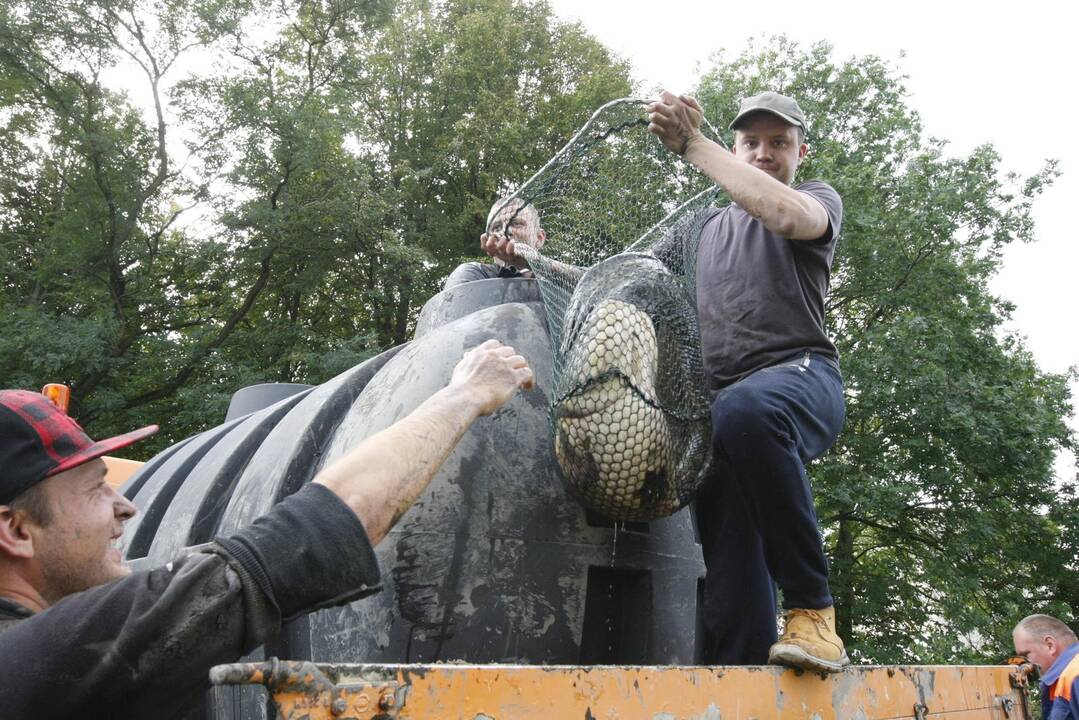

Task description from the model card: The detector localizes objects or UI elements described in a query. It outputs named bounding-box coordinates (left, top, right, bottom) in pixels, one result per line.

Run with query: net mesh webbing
left=493, top=99, right=726, bottom=521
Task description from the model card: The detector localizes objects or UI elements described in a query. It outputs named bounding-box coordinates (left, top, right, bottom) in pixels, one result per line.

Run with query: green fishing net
left=492, top=99, right=726, bottom=521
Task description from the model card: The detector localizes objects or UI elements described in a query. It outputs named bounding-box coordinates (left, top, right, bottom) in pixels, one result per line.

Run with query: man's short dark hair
left=9, top=483, right=52, bottom=526
left=1016, top=614, right=1078, bottom=644
left=488, top=197, right=541, bottom=230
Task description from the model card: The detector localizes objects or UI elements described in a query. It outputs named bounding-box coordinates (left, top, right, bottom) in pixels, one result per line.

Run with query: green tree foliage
left=696, top=37, right=1076, bottom=663
left=327, top=0, right=632, bottom=343
left=0, top=0, right=630, bottom=451
left=0, top=0, right=223, bottom=440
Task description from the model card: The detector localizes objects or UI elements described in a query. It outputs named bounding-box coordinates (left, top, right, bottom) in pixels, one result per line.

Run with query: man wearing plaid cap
left=0, top=340, right=533, bottom=718
left=0, top=390, right=154, bottom=618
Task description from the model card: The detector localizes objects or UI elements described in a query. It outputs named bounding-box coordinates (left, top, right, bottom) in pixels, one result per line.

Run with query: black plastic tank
left=121, top=277, right=705, bottom=715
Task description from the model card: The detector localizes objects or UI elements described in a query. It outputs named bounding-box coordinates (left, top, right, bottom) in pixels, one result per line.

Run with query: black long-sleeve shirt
left=0, top=482, right=380, bottom=719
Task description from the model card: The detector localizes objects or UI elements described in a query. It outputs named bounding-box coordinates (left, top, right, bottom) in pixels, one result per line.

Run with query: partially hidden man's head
left=729, top=90, right=809, bottom=186
left=0, top=390, right=156, bottom=607
left=1013, top=613, right=1078, bottom=671
left=487, top=197, right=546, bottom=252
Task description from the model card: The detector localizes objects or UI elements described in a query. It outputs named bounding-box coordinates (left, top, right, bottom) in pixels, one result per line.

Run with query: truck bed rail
left=210, top=658, right=1035, bottom=720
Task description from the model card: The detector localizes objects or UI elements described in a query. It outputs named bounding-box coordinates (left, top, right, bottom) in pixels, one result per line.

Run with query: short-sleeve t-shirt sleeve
left=695, top=180, right=843, bottom=388
left=806, top=180, right=842, bottom=244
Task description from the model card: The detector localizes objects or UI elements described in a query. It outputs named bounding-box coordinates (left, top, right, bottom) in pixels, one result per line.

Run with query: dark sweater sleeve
left=0, top=482, right=380, bottom=720
left=215, top=482, right=381, bottom=621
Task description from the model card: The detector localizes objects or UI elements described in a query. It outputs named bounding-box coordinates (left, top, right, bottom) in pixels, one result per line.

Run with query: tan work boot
left=768, top=606, right=849, bottom=673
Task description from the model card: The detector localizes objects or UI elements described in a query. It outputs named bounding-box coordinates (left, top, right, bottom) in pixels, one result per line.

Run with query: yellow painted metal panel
left=210, top=660, right=1034, bottom=720
left=103, top=456, right=144, bottom=488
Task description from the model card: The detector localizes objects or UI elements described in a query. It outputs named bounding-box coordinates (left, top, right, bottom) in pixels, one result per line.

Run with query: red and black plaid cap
left=0, top=390, right=158, bottom=505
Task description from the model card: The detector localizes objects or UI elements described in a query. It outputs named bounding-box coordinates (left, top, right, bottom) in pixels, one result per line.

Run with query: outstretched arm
left=315, top=339, right=533, bottom=545
left=480, top=229, right=534, bottom=270
left=480, top=233, right=584, bottom=286
left=0, top=341, right=533, bottom=719
left=647, top=91, right=828, bottom=240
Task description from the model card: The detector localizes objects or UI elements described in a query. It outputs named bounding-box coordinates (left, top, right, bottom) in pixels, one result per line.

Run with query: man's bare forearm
left=313, top=340, right=532, bottom=544
left=543, top=258, right=583, bottom=283
left=683, top=137, right=828, bottom=240
left=314, top=385, right=482, bottom=545
left=522, top=246, right=584, bottom=286
left=647, top=92, right=828, bottom=240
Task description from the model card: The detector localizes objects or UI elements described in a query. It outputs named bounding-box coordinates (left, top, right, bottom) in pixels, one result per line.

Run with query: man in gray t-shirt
left=649, top=90, right=848, bottom=672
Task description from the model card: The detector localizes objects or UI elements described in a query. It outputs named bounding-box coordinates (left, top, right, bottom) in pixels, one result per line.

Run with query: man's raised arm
left=0, top=340, right=534, bottom=720
left=316, top=339, right=533, bottom=545
left=647, top=91, right=829, bottom=241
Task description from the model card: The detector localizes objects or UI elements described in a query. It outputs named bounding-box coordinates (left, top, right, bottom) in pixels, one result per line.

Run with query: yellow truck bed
left=210, top=659, right=1035, bottom=720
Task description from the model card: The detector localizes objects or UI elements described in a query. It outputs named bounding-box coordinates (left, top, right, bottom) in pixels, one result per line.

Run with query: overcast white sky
left=546, top=0, right=1077, bottom=480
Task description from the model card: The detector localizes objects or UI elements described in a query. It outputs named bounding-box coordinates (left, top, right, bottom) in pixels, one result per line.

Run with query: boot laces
left=788, top=608, right=827, bottom=628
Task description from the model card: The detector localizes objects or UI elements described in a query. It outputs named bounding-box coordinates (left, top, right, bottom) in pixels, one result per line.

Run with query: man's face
left=1013, top=629, right=1058, bottom=671
left=489, top=203, right=546, bottom=250
left=732, top=113, right=808, bottom=185
left=24, top=459, right=137, bottom=604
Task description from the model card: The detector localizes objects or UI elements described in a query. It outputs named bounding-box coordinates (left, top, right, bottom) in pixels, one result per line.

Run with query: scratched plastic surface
left=123, top=279, right=706, bottom=720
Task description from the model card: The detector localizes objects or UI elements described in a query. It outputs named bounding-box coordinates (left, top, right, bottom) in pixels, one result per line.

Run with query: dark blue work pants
left=695, top=352, right=845, bottom=664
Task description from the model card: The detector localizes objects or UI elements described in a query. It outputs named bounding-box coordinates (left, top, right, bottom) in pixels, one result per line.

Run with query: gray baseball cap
left=729, top=91, right=808, bottom=133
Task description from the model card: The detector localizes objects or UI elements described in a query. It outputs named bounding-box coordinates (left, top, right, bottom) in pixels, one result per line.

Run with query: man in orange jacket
left=1014, top=613, right=1079, bottom=720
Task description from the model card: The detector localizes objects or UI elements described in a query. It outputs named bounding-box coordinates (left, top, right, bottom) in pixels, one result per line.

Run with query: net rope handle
left=489, top=97, right=727, bottom=235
